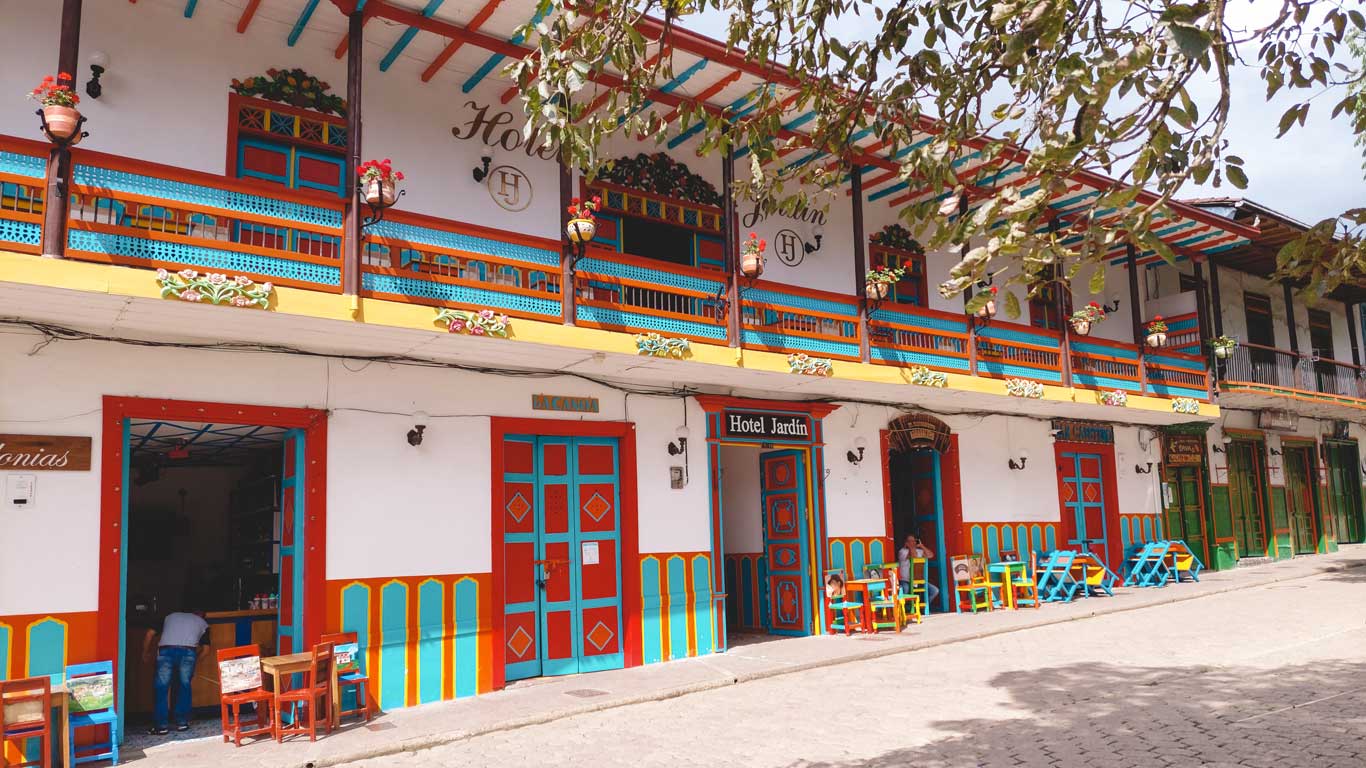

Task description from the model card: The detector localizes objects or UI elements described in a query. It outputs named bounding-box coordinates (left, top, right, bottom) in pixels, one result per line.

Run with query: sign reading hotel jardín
left=723, top=411, right=811, bottom=440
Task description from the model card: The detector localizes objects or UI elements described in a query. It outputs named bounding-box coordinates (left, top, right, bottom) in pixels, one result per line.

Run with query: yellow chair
left=951, top=555, right=997, bottom=613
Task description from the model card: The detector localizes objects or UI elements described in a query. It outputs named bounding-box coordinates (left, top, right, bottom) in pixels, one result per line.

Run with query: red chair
left=1, top=676, right=52, bottom=768
left=319, top=632, right=371, bottom=723
left=275, top=643, right=333, bottom=742
left=216, top=645, right=274, bottom=747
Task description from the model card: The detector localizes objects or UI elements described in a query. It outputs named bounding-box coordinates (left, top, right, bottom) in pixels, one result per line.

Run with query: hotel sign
left=532, top=394, right=600, bottom=414
left=1164, top=435, right=1205, bottom=466
left=1050, top=420, right=1113, bottom=445
left=0, top=434, right=92, bottom=471
left=722, top=411, right=811, bottom=441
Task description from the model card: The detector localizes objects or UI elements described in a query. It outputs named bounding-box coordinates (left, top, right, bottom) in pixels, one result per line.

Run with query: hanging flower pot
left=1069, top=301, right=1105, bottom=337
left=1146, top=332, right=1167, bottom=348
left=1071, top=318, right=1092, bottom=336
left=1145, top=316, right=1168, bottom=348
left=566, top=217, right=597, bottom=243
left=1214, top=344, right=1231, bottom=358
left=974, top=286, right=999, bottom=319
left=740, top=232, right=766, bottom=278
left=358, top=158, right=404, bottom=208
left=1211, top=335, right=1237, bottom=359
left=30, top=73, right=82, bottom=143
left=868, top=281, right=890, bottom=300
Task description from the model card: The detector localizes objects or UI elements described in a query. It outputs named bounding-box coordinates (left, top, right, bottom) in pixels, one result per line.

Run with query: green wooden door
left=1162, top=466, right=1207, bottom=561
left=1325, top=442, right=1364, bottom=544
left=1227, top=441, right=1268, bottom=558
left=1283, top=446, right=1318, bottom=555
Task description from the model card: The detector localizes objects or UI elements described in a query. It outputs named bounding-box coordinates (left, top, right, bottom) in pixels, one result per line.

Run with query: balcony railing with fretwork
left=1220, top=342, right=1366, bottom=401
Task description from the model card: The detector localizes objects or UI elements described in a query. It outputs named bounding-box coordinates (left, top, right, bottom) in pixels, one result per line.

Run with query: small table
left=844, top=578, right=889, bottom=633
left=987, top=561, right=1029, bottom=609
left=259, top=652, right=342, bottom=731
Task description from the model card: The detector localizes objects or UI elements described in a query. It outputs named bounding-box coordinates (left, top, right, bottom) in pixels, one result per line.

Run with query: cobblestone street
left=345, top=567, right=1366, bottom=768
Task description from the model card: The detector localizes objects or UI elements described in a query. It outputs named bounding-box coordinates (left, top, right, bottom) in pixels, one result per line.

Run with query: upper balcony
left=1218, top=343, right=1366, bottom=417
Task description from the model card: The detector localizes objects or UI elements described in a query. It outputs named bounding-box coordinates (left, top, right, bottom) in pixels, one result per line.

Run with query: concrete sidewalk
left=126, top=546, right=1366, bottom=768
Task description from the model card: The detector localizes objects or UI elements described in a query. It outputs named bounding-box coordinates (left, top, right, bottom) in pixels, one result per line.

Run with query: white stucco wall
left=718, top=445, right=762, bottom=554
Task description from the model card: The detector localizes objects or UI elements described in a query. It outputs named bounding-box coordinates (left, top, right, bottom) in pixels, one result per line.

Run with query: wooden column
left=1192, top=259, right=1211, bottom=350
left=1348, top=301, right=1361, bottom=366
left=723, top=142, right=740, bottom=346
left=341, top=9, right=363, bottom=297
left=559, top=155, right=574, bottom=325
left=959, top=193, right=976, bottom=374
left=1126, top=244, right=1142, bottom=343
left=1283, top=281, right=1300, bottom=354
left=1208, top=260, right=1225, bottom=337
left=851, top=164, right=870, bottom=363
left=41, top=0, right=82, bottom=258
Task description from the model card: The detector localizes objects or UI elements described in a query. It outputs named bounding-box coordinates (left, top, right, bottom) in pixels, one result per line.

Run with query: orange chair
left=1, top=676, right=53, bottom=768
left=216, top=645, right=274, bottom=747
left=319, top=632, right=371, bottom=723
left=275, top=643, right=333, bottom=743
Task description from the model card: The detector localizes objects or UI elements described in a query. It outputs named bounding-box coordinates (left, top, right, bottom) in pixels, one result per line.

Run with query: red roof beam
left=236, top=0, right=262, bottom=33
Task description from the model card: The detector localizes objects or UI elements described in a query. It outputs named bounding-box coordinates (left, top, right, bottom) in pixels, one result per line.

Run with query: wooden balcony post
left=1192, top=258, right=1213, bottom=398
left=959, top=192, right=977, bottom=375
left=341, top=8, right=363, bottom=297
left=851, top=163, right=870, bottom=363
left=1348, top=301, right=1361, bottom=367
left=1282, top=281, right=1300, bottom=354
left=559, top=155, right=575, bottom=325
left=723, top=141, right=740, bottom=346
left=1208, top=260, right=1225, bottom=337
left=40, top=0, right=82, bottom=258
left=1126, top=244, right=1142, bottom=343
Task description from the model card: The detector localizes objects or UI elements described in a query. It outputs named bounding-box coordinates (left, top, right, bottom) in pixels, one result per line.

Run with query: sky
left=677, top=1, right=1364, bottom=226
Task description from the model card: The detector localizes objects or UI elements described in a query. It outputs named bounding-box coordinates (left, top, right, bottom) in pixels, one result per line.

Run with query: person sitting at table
left=899, top=534, right=940, bottom=605
left=141, top=607, right=209, bottom=735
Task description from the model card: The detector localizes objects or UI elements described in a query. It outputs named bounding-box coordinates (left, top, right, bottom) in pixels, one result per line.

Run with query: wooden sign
left=1051, top=420, right=1113, bottom=445
left=532, top=394, right=600, bottom=414
left=721, top=410, right=812, bottom=441
left=0, top=434, right=91, bottom=471
left=1164, top=435, right=1205, bottom=466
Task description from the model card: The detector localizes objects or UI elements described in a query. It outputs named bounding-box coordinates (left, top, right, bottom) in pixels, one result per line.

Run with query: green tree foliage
left=510, top=0, right=1366, bottom=308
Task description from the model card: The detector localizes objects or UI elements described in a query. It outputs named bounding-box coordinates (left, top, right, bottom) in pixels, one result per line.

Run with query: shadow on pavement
left=791, top=660, right=1366, bottom=768
left=1320, top=559, right=1366, bottom=582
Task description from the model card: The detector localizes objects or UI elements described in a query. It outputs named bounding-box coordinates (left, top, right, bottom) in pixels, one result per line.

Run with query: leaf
left=1004, top=290, right=1021, bottom=319
left=1089, top=266, right=1106, bottom=295
left=1226, top=164, right=1248, bottom=190
left=1167, top=23, right=1213, bottom=59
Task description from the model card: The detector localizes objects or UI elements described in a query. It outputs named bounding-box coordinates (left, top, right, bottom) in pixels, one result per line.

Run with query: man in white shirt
left=141, top=610, right=209, bottom=734
left=898, top=534, right=940, bottom=607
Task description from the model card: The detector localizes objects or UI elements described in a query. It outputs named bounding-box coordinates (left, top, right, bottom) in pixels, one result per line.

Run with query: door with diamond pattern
left=503, top=435, right=624, bottom=681
left=1056, top=448, right=1117, bottom=568
left=760, top=450, right=811, bottom=636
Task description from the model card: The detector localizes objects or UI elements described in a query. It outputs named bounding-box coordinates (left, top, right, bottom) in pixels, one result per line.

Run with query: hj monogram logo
left=487, top=165, right=532, bottom=212
left=775, top=228, right=805, bottom=266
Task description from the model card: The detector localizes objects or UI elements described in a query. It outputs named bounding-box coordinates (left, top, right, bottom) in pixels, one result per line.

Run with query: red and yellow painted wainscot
left=827, top=536, right=894, bottom=577
left=640, top=553, right=713, bottom=663
left=325, top=574, right=492, bottom=713
left=966, top=523, right=1060, bottom=563
left=1118, top=513, right=1165, bottom=550
left=1, top=612, right=99, bottom=763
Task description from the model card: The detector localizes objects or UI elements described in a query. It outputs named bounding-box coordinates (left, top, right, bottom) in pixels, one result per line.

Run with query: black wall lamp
left=1270, top=447, right=1283, bottom=456
left=86, top=51, right=108, bottom=99
left=472, top=154, right=492, bottom=183
left=846, top=437, right=867, bottom=465
left=1102, top=298, right=1121, bottom=313
left=1212, top=435, right=1232, bottom=454
left=1135, top=462, right=1153, bottom=474
left=1008, top=452, right=1029, bottom=470
left=803, top=224, right=824, bottom=255
left=407, top=411, right=428, bottom=446
left=667, top=425, right=690, bottom=456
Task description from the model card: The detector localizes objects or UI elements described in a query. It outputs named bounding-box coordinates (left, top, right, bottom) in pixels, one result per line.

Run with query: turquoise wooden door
left=760, top=450, right=811, bottom=636
left=278, top=429, right=306, bottom=653
left=503, top=436, right=624, bottom=681
left=1058, top=451, right=1111, bottom=566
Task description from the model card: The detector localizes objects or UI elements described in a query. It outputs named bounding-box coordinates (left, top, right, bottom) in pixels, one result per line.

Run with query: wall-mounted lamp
left=1135, top=462, right=1154, bottom=474
left=1269, top=447, right=1283, bottom=456
left=803, top=224, right=824, bottom=254
left=472, top=153, right=493, bottom=183
left=1008, top=451, right=1029, bottom=471
left=1212, top=435, right=1232, bottom=453
left=1102, top=298, right=1121, bottom=313
left=846, top=436, right=867, bottom=465
left=667, top=425, right=690, bottom=456
left=407, top=410, right=428, bottom=446
left=1049, top=428, right=1064, bottom=439
left=86, top=51, right=108, bottom=99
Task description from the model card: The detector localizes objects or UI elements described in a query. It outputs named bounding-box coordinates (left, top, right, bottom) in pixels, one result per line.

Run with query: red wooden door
left=1055, top=444, right=1120, bottom=568
left=760, top=450, right=811, bottom=636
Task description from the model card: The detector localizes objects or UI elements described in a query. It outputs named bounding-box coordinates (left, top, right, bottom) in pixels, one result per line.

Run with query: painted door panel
left=760, top=450, right=810, bottom=636
left=1162, top=466, right=1206, bottom=560
left=277, top=429, right=306, bottom=653
left=1227, top=441, right=1268, bottom=557
left=1326, top=442, right=1363, bottom=544
left=1058, top=451, right=1112, bottom=566
left=503, top=436, right=623, bottom=681
left=1283, top=447, right=1318, bottom=555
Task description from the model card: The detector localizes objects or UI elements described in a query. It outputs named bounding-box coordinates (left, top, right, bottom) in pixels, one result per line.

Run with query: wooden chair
left=64, top=661, right=118, bottom=765
left=275, top=642, right=333, bottom=743
left=319, top=632, right=371, bottom=723
left=1123, top=541, right=1172, bottom=587
left=823, top=569, right=863, bottom=635
left=1, top=676, right=52, bottom=768
left=1011, top=551, right=1041, bottom=609
left=1168, top=540, right=1205, bottom=582
left=867, top=565, right=903, bottom=632
left=904, top=556, right=932, bottom=616
left=216, top=645, right=274, bottom=748
left=950, top=555, right=994, bottom=613
left=1035, top=550, right=1080, bottom=602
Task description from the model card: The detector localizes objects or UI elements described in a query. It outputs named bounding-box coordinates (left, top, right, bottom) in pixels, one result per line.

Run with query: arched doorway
left=882, top=413, right=962, bottom=613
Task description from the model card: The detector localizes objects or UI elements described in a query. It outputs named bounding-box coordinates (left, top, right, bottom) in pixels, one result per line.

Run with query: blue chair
left=64, top=661, right=118, bottom=765
left=1035, top=550, right=1080, bottom=603
left=1123, top=541, right=1172, bottom=587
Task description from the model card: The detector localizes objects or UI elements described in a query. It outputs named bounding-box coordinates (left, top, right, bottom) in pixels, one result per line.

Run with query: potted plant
left=566, top=195, right=600, bottom=243
left=359, top=158, right=404, bottom=206
left=866, top=262, right=909, bottom=300
left=30, top=72, right=81, bottom=142
left=1210, top=335, right=1238, bottom=359
left=740, top=232, right=766, bottom=278
left=1146, top=316, right=1168, bottom=348
left=1069, top=302, right=1106, bottom=336
left=975, top=285, right=999, bottom=319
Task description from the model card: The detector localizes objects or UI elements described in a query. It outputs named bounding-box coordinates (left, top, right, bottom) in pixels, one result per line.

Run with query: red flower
left=749, top=232, right=757, bottom=239
left=758, top=239, right=767, bottom=250
left=1154, top=314, right=1163, bottom=320
left=57, top=72, right=73, bottom=81
left=989, top=286, right=999, bottom=295
left=1089, top=301, right=1099, bottom=308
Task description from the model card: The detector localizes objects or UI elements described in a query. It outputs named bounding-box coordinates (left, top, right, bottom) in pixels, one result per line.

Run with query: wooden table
left=844, top=578, right=888, bottom=633
left=260, top=652, right=341, bottom=730
left=987, top=561, right=1029, bottom=609
left=1, top=682, right=69, bottom=768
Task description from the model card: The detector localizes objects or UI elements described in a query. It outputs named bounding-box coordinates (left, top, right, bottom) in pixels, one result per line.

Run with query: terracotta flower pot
left=364, top=178, right=397, bottom=207
left=741, top=251, right=764, bottom=278
left=868, top=281, right=890, bottom=300
left=42, top=105, right=81, bottom=143
left=1071, top=319, right=1091, bottom=336
left=976, top=299, right=996, bottom=319
left=1146, top=332, right=1167, bottom=348
left=566, top=217, right=597, bottom=244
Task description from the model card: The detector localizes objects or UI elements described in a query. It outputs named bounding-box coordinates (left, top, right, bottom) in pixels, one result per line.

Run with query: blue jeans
left=901, top=580, right=940, bottom=607
left=154, top=647, right=197, bottom=728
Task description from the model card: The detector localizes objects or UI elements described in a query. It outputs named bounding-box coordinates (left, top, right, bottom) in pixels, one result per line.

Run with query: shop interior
left=887, top=445, right=951, bottom=614
left=124, top=419, right=286, bottom=729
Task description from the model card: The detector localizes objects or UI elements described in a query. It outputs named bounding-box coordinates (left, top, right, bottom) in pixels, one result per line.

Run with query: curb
left=301, top=555, right=1365, bottom=768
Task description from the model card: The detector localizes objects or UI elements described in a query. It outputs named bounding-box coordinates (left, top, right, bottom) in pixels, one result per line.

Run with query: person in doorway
left=899, top=534, right=940, bottom=606
left=142, top=608, right=209, bottom=734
